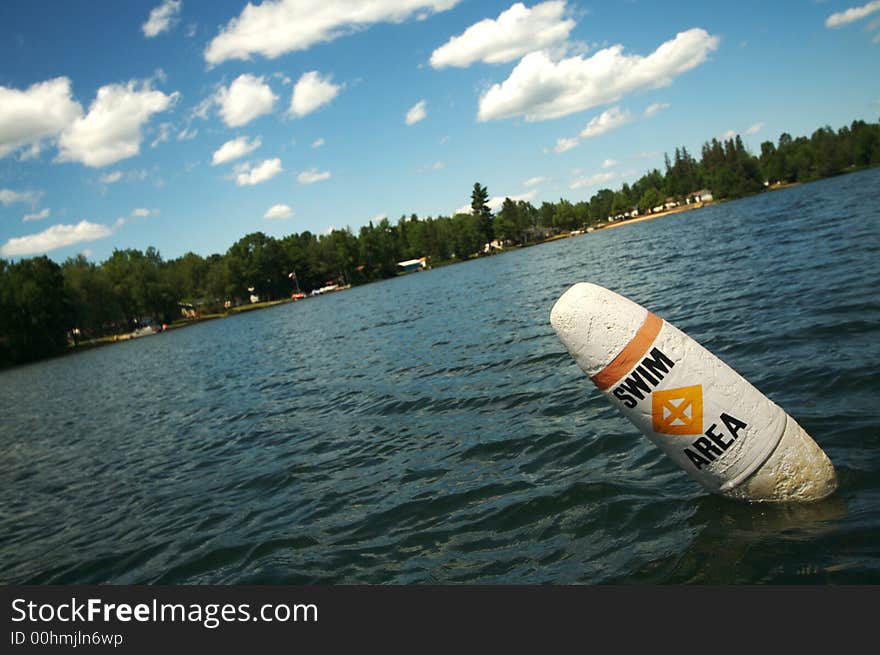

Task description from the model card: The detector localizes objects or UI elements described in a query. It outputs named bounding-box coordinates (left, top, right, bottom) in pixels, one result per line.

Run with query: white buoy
left=550, top=282, right=837, bottom=502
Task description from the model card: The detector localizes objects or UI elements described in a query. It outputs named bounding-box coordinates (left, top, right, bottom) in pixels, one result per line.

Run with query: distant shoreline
left=596, top=179, right=804, bottom=232
left=0, top=171, right=868, bottom=371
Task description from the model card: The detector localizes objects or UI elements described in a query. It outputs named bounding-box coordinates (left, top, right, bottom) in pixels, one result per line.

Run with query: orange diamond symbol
left=652, top=385, right=703, bottom=435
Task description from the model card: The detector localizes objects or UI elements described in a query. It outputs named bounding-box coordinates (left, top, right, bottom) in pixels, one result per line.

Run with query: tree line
left=1, top=117, right=878, bottom=367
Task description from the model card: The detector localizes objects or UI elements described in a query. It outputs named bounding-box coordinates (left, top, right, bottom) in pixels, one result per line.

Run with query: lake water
left=2, top=169, right=878, bottom=584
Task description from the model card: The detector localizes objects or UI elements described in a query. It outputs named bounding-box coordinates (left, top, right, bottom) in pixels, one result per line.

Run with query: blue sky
left=1, top=0, right=878, bottom=262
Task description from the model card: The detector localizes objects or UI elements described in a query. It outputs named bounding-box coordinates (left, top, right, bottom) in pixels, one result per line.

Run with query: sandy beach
left=597, top=202, right=709, bottom=231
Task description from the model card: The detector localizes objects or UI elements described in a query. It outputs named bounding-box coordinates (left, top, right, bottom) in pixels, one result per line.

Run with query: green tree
left=470, top=182, right=493, bottom=245
left=494, top=197, right=520, bottom=243
left=639, top=187, right=664, bottom=213
left=62, top=255, right=120, bottom=338
left=226, top=232, right=287, bottom=301
left=450, top=212, right=484, bottom=258
left=0, top=256, right=73, bottom=365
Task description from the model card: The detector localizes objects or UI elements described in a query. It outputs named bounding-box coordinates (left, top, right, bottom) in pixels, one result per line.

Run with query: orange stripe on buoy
left=591, top=312, right=663, bottom=390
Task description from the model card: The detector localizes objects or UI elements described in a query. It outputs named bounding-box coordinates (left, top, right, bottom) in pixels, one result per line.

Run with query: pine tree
left=470, top=182, right=493, bottom=245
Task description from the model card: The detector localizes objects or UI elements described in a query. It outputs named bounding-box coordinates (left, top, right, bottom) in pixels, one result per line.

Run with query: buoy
left=550, top=282, right=837, bottom=502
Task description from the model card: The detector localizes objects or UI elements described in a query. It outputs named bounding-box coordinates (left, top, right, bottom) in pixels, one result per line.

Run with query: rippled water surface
left=2, top=169, right=879, bottom=584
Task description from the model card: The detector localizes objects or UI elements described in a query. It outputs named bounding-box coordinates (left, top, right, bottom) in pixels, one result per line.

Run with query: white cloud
left=580, top=106, right=632, bottom=138
left=406, top=99, right=428, bottom=125
left=826, top=1, right=880, bottom=27
left=0, top=77, right=83, bottom=159
left=216, top=74, right=277, bottom=127
left=720, top=129, right=737, bottom=140
left=644, top=101, right=670, bottom=117
left=552, top=106, right=631, bottom=154
left=430, top=1, right=574, bottom=69
left=523, top=176, right=548, bottom=187
left=177, top=126, right=198, bottom=140
left=143, top=0, right=182, bottom=38
left=114, top=207, right=157, bottom=228
left=553, top=137, right=579, bottom=154
left=570, top=170, right=617, bottom=189
left=432, top=161, right=445, bottom=170
left=205, top=0, right=460, bottom=64
left=264, top=203, right=293, bottom=220
left=235, top=158, right=283, bottom=186
left=488, top=192, right=537, bottom=212
left=192, top=95, right=215, bottom=120
left=477, top=28, right=719, bottom=122
left=602, top=159, right=618, bottom=168
left=0, top=188, right=42, bottom=206
left=746, top=121, right=765, bottom=135
left=19, top=142, right=43, bottom=161
left=212, top=136, right=262, bottom=165
left=23, top=208, right=50, bottom=222
left=99, top=171, right=123, bottom=184
left=297, top=168, right=331, bottom=185
left=290, top=71, right=342, bottom=117
left=150, top=121, right=173, bottom=148
left=312, top=137, right=325, bottom=148
left=56, top=81, right=178, bottom=167
left=0, top=221, right=113, bottom=257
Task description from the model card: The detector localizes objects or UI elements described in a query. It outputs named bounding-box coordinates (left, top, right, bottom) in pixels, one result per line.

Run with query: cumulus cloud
left=580, top=106, right=632, bottom=138
left=552, top=106, right=632, bottom=154
left=745, top=121, right=765, bottom=135
left=312, top=137, right=325, bottom=148
left=430, top=1, right=574, bottom=68
left=553, top=137, right=579, bottom=154
left=0, top=221, right=113, bottom=257
left=825, top=1, right=880, bottom=27
left=644, top=101, right=670, bottom=117
left=0, top=77, right=83, bottom=159
left=235, top=158, right=283, bottom=186
left=205, top=0, right=460, bottom=64
left=297, top=168, right=331, bottom=185
left=143, top=0, right=182, bottom=38
left=602, top=159, right=618, bottom=168
left=23, top=208, right=50, bottom=222
left=290, top=71, right=342, bottom=117
left=212, top=136, right=262, bottom=165
left=570, top=170, right=617, bottom=189
left=523, top=176, right=548, bottom=187
left=406, top=99, right=427, bottom=125
left=56, top=81, right=178, bottom=167
left=264, top=203, right=293, bottom=220
left=216, top=74, right=277, bottom=127
left=478, top=28, right=719, bottom=122
left=0, top=188, right=42, bottom=206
